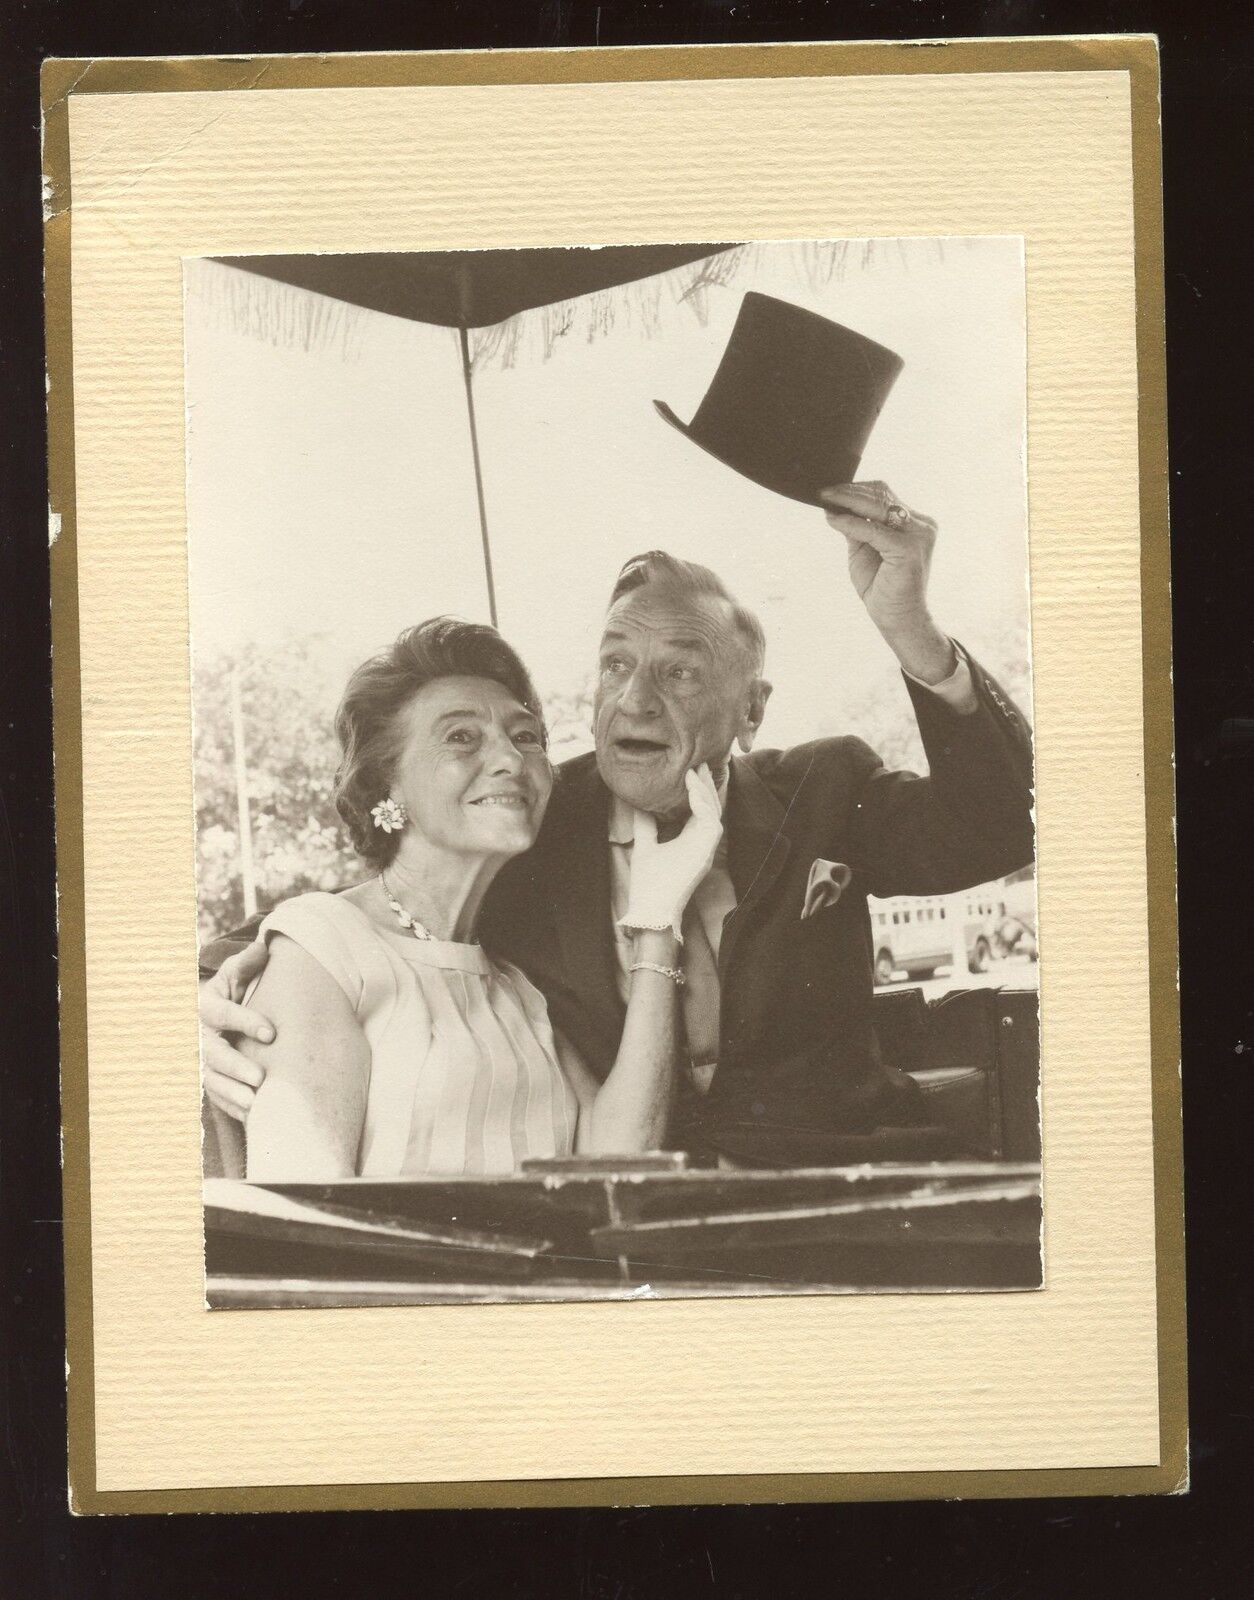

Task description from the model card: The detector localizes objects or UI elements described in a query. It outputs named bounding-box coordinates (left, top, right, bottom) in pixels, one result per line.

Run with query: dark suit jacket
left=476, top=651, right=1035, bottom=1163
left=203, top=651, right=1033, bottom=1165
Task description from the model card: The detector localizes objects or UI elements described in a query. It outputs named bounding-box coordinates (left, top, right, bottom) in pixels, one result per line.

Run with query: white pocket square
left=802, top=858, right=853, bottom=920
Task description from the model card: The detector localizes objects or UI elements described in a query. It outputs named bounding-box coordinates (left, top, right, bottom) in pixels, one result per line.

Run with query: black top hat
left=654, top=291, right=904, bottom=506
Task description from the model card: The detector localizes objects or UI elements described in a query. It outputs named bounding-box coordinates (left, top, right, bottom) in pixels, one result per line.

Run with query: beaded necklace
left=379, top=872, right=435, bottom=941
left=379, top=872, right=478, bottom=945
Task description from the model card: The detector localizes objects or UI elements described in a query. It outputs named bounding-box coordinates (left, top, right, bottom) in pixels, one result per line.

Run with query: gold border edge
left=39, top=34, right=1159, bottom=97
left=70, top=1457, right=1187, bottom=1516
left=42, top=59, right=101, bottom=1517
left=1125, top=43, right=1189, bottom=1496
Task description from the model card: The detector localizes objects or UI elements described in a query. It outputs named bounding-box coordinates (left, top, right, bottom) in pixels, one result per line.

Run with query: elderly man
left=202, top=482, right=1034, bottom=1164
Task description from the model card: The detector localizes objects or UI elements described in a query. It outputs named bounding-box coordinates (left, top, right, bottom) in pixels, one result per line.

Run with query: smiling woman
left=201, top=616, right=724, bottom=1183
left=330, top=617, right=549, bottom=882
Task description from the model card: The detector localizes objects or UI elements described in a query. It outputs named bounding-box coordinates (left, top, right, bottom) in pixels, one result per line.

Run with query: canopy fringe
left=187, top=239, right=961, bottom=368
left=467, top=238, right=956, bottom=370
left=184, top=258, right=369, bottom=361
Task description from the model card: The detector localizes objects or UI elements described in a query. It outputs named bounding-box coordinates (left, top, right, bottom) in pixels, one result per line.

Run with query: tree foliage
left=836, top=612, right=1034, bottom=774
left=193, top=638, right=355, bottom=943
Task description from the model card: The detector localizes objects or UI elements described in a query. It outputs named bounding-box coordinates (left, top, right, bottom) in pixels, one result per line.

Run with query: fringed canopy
left=211, top=243, right=736, bottom=326
left=192, top=239, right=962, bottom=369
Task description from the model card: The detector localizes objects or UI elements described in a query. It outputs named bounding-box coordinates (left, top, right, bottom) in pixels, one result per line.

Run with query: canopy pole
left=457, top=325, right=499, bottom=629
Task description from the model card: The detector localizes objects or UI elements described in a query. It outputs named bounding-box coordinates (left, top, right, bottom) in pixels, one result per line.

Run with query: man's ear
left=736, top=679, right=773, bottom=753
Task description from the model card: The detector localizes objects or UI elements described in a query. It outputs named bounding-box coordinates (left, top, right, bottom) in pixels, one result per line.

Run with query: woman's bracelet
left=629, top=960, right=686, bottom=987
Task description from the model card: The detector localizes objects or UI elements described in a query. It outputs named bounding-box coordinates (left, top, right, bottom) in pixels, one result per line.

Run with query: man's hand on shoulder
left=820, top=481, right=958, bottom=686
left=199, top=939, right=273, bottom=1120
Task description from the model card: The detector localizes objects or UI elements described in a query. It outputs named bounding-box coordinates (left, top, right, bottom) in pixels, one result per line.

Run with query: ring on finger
left=885, top=502, right=910, bottom=529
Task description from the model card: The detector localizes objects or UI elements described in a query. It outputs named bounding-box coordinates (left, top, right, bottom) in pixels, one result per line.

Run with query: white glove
left=617, top=764, right=724, bottom=941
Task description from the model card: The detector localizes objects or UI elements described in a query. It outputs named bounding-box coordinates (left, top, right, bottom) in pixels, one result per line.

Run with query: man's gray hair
left=608, top=550, right=767, bottom=674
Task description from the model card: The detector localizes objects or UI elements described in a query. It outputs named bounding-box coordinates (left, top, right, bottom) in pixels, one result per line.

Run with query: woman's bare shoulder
left=250, top=931, right=356, bottom=1025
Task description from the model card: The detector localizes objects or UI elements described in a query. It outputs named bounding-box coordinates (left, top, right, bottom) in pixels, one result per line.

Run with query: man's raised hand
left=821, top=480, right=957, bottom=686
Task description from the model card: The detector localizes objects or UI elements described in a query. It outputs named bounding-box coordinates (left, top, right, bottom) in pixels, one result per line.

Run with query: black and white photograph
left=189, top=237, right=1042, bottom=1307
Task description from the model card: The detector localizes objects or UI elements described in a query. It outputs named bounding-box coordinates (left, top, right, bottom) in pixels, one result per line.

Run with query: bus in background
left=869, top=864, right=1039, bottom=987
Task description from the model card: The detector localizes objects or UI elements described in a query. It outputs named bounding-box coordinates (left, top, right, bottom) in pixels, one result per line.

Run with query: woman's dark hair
left=333, top=617, right=547, bottom=867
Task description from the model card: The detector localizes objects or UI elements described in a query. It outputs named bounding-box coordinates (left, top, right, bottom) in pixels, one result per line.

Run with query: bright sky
left=184, top=238, right=1028, bottom=751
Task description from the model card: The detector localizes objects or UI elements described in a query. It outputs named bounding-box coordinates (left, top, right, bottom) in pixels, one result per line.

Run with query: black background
left=2, top=2, right=1250, bottom=1595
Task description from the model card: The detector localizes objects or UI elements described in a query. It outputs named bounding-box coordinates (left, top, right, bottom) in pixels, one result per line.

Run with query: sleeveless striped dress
left=251, top=892, right=578, bottom=1177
